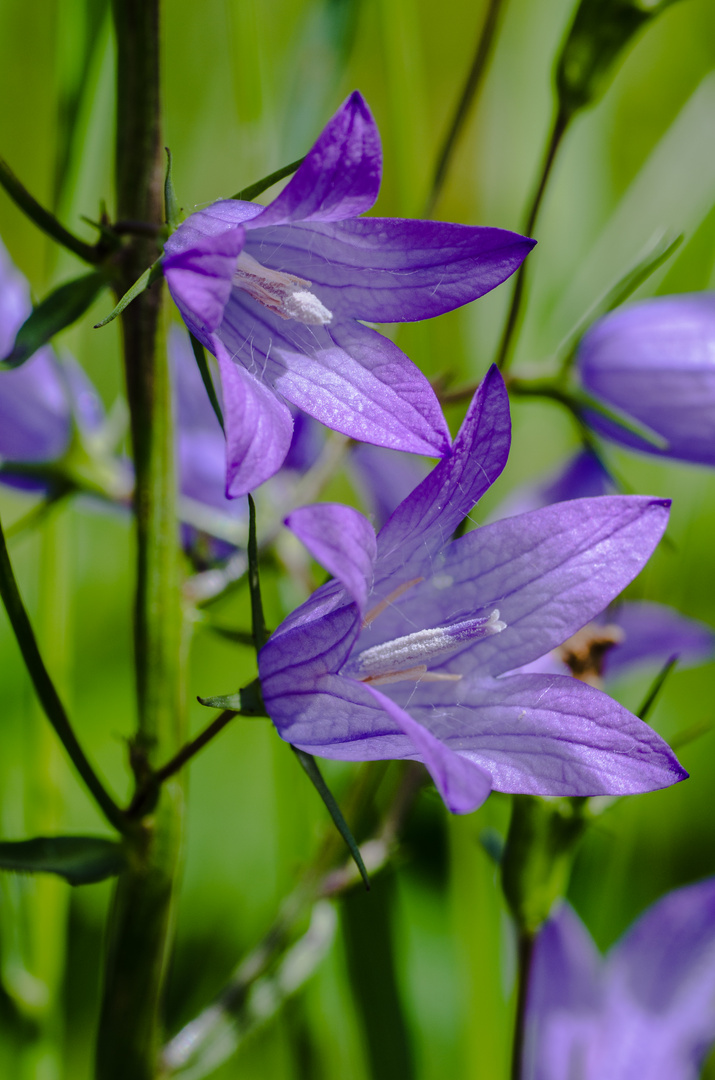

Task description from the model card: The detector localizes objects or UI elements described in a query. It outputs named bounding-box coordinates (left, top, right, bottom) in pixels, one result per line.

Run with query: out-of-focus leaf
left=2, top=272, right=107, bottom=368
left=556, top=0, right=683, bottom=117
left=94, top=260, right=163, bottom=328
left=0, top=836, right=126, bottom=886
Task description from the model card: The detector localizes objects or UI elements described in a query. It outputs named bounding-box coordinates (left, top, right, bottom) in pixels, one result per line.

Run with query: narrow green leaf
left=0, top=836, right=126, bottom=886
left=247, top=494, right=268, bottom=652
left=292, top=747, right=370, bottom=891
left=559, top=231, right=683, bottom=367
left=190, top=333, right=224, bottom=431
left=164, top=147, right=181, bottom=230
left=206, top=624, right=255, bottom=647
left=573, top=387, right=669, bottom=450
left=232, top=157, right=304, bottom=202
left=638, top=654, right=679, bottom=723
left=2, top=272, right=107, bottom=368
left=94, top=260, right=163, bottom=328
left=0, top=156, right=100, bottom=264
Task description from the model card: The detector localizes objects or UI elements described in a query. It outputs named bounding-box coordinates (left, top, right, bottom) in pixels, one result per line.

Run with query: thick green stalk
left=95, top=3, right=184, bottom=1078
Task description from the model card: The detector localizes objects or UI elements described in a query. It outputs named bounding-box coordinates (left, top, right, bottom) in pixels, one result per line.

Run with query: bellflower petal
left=578, top=294, right=715, bottom=466
left=242, top=217, right=536, bottom=322
left=401, top=674, right=687, bottom=795
left=215, top=340, right=294, bottom=497
left=165, top=91, right=533, bottom=493
left=216, top=292, right=450, bottom=455
left=362, top=684, right=493, bottom=814
left=370, top=495, right=670, bottom=678
left=163, top=227, right=245, bottom=336
left=526, top=879, right=715, bottom=1080
left=259, top=371, right=684, bottom=809
left=254, top=90, right=381, bottom=225
left=286, top=503, right=376, bottom=613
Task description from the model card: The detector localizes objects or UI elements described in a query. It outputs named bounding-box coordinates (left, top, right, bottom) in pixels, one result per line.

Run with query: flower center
left=233, top=251, right=333, bottom=325
left=354, top=609, right=506, bottom=686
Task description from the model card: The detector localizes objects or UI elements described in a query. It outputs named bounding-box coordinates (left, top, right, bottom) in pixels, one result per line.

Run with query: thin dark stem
left=494, top=106, right=569, bottom=372
left=247, top=494, right=268, bottom=651
left=0, top=157, right=101, bottom=264
left=154, top=710, right=235, bottom=790
left=426, top=0, right=507, bottom=215
left=0, top=514, right=126, bottom=833
left=190, top=332, right=224, bottom=432
left=511, top=930, right=535, bottom=1080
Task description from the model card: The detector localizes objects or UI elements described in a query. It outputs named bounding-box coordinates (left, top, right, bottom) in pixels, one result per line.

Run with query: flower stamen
left=233, top=251, right=333, bottom=326
left=355, top=609, right=506, bottom=685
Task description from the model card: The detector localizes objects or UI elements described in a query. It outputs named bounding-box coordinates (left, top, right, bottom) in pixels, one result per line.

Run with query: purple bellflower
left=258, top=367, right=686, bottom=814
left=163, top=91, right=535, bottom=496
left=578, top=294, right=715, bottom=466
left=524, top=879, right=715, bottom=1080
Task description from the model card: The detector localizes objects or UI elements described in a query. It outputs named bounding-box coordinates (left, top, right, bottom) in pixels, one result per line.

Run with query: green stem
left=0, top=156, right=102, bottom=264
left=510, top=931, right=534, bottom=1080
left=96, top=3, right=185, bottom=1078
left=426, top=0, right=506, bottom=215
left=0, top=514, right=125, bottom=833
left=494, top=106, right=569, bottom=372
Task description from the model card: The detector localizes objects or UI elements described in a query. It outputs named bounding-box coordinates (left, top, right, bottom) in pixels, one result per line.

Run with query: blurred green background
left=1, top=0, right=715, bottom=1076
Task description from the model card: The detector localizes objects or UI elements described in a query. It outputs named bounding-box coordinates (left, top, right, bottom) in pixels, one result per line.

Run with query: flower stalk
left=95, top=2, right=185, bottom=1078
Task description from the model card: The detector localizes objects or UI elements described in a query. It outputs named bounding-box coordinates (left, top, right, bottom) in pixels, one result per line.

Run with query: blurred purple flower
left=258, top=367, right=685, bottom=815
left=163, top=91, right=535, bottom=496
left=525, top=879, right=715, bottom=1080
left=0, top=238, right=109, bottom=493
left=493, top=447, right=615, bottom=521
left=578, top=294, right=715, bottom=466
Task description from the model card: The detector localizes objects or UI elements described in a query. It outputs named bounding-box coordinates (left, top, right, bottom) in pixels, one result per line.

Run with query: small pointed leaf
left=232, top=157, right=304, bottom=202
left=292, top=747, right=370, bottom=890
left=94, top=260, right=163, bottom=328
left=190, top=333, right=224, bottom=431
left=575, top=387, right=669, bottom=450
left=198, top=693, right=242, bottom=711
left=0, top=836, right=126, bottom=885
left=2, top=272, right=107, bottom=368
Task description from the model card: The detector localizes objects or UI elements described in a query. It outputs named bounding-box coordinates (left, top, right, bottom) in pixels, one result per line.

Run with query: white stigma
left=355, top=609, right=506, bottom=685
left=233, top=250, right=333, bottom=326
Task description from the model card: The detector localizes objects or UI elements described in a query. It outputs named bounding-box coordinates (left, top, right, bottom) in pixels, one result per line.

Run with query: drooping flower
left=163, top=91, right=535, bottom=496
left=524, top=879, right=715, bottom=1080
left=258, top=366, right=685, bottom=814
left=578, top=294, right=715, bottom=466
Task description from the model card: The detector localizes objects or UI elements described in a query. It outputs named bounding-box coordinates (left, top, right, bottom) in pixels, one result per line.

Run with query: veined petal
left=217, top=290, right=451, bottom=455
left=253, top=91, right=381, bottom=226
left=368, top=496, right=670, bottom=677
left=362, top=683, right=492, bottom=813
left=215, top=339, right=294, bottom=496
left=164, top=227, right=245, bottom=335
left=374, top=365, right=511, bottom=581
left=241, top=218, right=534, bottom=321
left=401, top=673, right=686, bottom=795
left=287, top=503, right=377, bottom=613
